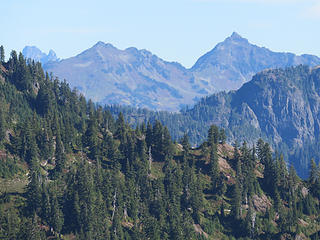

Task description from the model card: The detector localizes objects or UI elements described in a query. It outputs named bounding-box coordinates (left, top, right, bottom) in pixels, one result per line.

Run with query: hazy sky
left=1, top=0, right=320, bottom=67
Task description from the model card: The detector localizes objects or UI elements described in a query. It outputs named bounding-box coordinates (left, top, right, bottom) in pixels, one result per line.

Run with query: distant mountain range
left=22, top=46, right=59, bottom=65
left=42, top=42, right=197, bottom=111
left=23, top=33, right=320, bottom=111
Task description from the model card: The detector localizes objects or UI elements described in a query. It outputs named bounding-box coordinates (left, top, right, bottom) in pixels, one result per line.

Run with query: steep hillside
left=1, top=49, right=319, bottom=240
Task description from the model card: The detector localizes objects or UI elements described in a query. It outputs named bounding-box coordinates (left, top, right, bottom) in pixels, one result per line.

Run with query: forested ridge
left=0, top=47, right=320, bottom=239
left=107, top=65, right=320, bottom=179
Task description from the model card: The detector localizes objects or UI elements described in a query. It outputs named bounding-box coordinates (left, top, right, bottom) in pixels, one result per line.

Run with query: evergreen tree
left=208, top=124, right=219, bottom=146
left=231, top=179, right=242, bottom=220
left=0, top=107, right=5, bottom=142
left=20, top=214, right=45, bottom=240
left=40, top=184, right=51, bottom=224
left=180, top=133, right=190, bottom=153
left=210, top=144, right=219, bottom=191
left=50, top=191, right=64, bottom=236
left=36, top=82, right=53, bottom=116
left=245, top=198, right=256, bottom=239
left=84, top=114, right=99, bottom=160
left=219, top=128, right=226, bottom=144
left=309, top=158, right=318, bottom=184
left=26, top=170, right=42, bottom=215
left=53, top=134, right=66, bottom=178
left=0, top=45, right=4, bottom=63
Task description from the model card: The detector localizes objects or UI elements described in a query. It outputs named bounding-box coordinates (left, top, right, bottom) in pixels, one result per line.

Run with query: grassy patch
left=0, top=177, right=28, bottom=195
left=150, top=161, right=165, bottom=179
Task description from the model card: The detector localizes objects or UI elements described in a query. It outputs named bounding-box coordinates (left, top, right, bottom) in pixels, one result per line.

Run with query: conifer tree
left=231, top=179, right=241, bottom=220
left=145, top=122, right=153, bottom=149
left=115, top=112, right=126, bottom=141
left=22, top=213, right=45, bottom=240
left=180, top=133, right=190, bottom=153
left=190, top=173, right=204, bottom=224
left=245, top=198, right=256, bottom=239
left=26, top=170, right=42, bottom=215
left=84, top=114, right=99, bottom=160
left=210, top=144, right=219, bottom=191
left=219, top=128, right=226, bottom=144
left=40, top=184, right=51, bottom=224
left=208, top=124, right=219, bottom=146
left=309, top=158, right=318, bottom=184
left=50, top=192, right=64, bottom=235
left=53, top=134, right=66, bottom=178
left=0, top=45, right=4, bottom=63
left=0, top=107, right=5, bottom=142
left=36, top=83, right=53, bottom=116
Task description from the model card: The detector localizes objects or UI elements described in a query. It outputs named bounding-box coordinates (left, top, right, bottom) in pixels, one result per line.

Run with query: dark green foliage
left=208, top=124, right=219, bottom=146
left=210, top=144, right=219, bottom=191
left=0, top=157, right=20, bottom=178
left=0, top=48, right=319, bottom=239
left=231, top=178, right=241, bottom=220
left=25, top=170, right=42, bottom=215
left=309, top=158, right=320, bottom=199
left=0, top=45, right=4, bottom=63
left=180, top=133, right=190, bottom=152
left=0, top=107, right=5, bottom=143
left=36, top=81, right=53, bottom=116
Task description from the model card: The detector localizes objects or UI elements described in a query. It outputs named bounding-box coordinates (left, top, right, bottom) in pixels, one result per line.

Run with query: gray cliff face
left=190, top=66, right=320, bottom=177
left=234, top=68, right=315, bottom=147
left=28, top=33, right=320, bottom=111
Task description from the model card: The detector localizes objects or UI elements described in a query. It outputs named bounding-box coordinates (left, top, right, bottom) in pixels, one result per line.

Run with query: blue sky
left=1, top=0, right=320, bottom=67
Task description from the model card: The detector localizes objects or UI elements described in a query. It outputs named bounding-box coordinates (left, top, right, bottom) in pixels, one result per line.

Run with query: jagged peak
left=230, top=31, right=242, bottom=39
left=93, top=41, right=116, bottom=49
left=224, top=31, right=249, bottom=44
left=94, top=41, right=105, bottom=47
left=48, top=49, right=56, bottom=56
left=125, top=47, right=153, bottom=58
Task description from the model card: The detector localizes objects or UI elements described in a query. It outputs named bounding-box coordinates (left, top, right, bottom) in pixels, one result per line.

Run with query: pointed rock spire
left=230, top=32, right=242, bottom=39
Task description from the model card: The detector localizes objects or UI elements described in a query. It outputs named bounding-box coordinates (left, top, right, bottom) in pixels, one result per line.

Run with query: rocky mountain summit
left=191, top=32, right=320, bottom=91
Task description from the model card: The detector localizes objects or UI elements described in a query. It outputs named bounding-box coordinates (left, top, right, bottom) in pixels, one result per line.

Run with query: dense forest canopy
left=0, top=47, right=319, bottom=239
